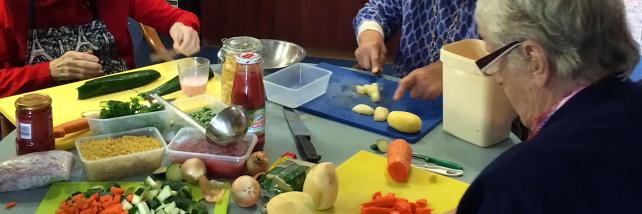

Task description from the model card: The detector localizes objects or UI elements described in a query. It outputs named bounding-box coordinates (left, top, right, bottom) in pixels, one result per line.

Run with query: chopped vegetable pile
left=188, top=107, right=216, bottom=127
left=361, top=192, right=432, bottom=214
left=55, top=178, right=207, bottom=214
left=99, top=98, right=165, bottom=119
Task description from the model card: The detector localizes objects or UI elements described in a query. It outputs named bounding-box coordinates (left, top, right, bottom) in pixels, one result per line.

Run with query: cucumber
left=148, top=198, right=163, bottom=210
left=121, top=199, right=133, bottom=210
left=127, top=207, right=138, bottom=214
left=139, top=69, right=215, bottom=97
left=131, top=194, right=142, bottom=205
left=77, top=69, right=161, bottom=100
left=157, top=185, right=173, bottom=202
left=174, top=197, right=193, bottom=211
left=137, top=202, right=151, bottom=214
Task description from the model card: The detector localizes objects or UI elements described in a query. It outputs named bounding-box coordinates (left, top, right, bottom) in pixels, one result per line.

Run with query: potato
left=352, top=104, right=374, bottom=115
left=302, top=162, right=338, bottom=210
left=355, top=85, right=367, bottom=95
left=266, top=191, right=315, bottom=214
left=366, top=83, right=380, bottom=102
left=387, top=111, right=422, bottom=133
left=373, top=107, right=389, bottom=122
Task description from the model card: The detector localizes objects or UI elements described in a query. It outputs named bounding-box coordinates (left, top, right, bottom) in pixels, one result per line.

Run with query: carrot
left=387, top=139, right=413, bottom=182
left=5, top=202, right=16, bottom=209
left=110, top=187, right=124, bottom=195
left=126, top=194, right=133, bottom=203
left=361, top=206, right=393, bottom=214
left=113, top=194, right=121, bottom=204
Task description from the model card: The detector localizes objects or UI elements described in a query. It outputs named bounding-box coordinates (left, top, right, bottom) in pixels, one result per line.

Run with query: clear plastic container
left=86, top=110, right=173, bottom=135
left=167, top=127, right=257, bottom=179
left=440, top=39, right=516, bottom=147
left=75, top=127, right=167, bottom=181
left=263, top=63, right=332, bottom=108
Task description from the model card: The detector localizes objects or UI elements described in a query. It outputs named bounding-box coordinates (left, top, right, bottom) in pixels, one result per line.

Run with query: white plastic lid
left=235, top=52, right=262, bottom=64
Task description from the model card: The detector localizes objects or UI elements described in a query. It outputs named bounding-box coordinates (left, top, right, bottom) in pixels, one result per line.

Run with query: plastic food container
left=263, top=63, right=332, bottom=108
left=440, top=39, right=516, bottom=147
left=167, top=127, right=257, bottom=179
left=86, top=110, right=173, bottom=135
left=169, top=94, right=229, bottom=128
left=75, top=127, right=167, bottom=181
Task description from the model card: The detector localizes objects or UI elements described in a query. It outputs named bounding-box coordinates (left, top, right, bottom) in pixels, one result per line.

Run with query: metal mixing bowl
left=259, top=39, right=307, bottom=69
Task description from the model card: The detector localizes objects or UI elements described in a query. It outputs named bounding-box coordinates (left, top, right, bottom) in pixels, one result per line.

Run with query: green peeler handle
left=412, top=153, right=464, bottom=170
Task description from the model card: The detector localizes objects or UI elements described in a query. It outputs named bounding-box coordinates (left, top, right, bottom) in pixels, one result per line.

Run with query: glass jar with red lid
left=15, top=93, right=54, bottom=155
left=231, top=52, right=266, bottom=151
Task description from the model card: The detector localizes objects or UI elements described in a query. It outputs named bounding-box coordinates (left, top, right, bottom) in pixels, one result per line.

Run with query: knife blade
left=283, top=107, right=321, bottom=163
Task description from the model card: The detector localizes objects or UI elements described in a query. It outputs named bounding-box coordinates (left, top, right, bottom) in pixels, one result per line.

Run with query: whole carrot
left=387, top=139, right=412, bottom=182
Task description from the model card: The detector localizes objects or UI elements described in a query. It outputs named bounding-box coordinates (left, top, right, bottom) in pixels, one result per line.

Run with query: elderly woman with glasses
left=453, top=0, right=642, bottom=213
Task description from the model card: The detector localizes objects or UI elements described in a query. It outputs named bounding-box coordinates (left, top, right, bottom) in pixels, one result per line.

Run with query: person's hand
left=48, top=51, right=103, bottom=82
left=170, top=22, right=200, bottom=56
left=393, top=61, right=443, bottom=100
left=354, top=30, right=386, bottom=75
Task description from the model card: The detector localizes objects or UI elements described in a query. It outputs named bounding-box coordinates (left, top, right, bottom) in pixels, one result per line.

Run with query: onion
left=181, top=158, right=206, bottom=183
left=231, top=175, right=261, bottom=207
left=245, top=151, right=270, bottom=176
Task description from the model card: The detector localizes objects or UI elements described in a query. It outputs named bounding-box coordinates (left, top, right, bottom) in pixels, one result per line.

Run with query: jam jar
left=15, top=93, right=54, bottom=155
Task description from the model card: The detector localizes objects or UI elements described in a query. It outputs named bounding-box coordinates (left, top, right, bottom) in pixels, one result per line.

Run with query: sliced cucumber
left=164, top=202, right=176, bottom=213
left=376, top=139, right=389, bottom=153
left=145, top=189, right=160, bottom=201
left=128, top=207, right=138, bottom=214
left=157, top=185, right=173, bottom=202
left=148, top=198, right=163, bottom=210
left=121, top=199, right=133, bottom=210
left=131, top=194, right=142, bottom=205
left=152, top=167, right=168, bottom=180
left=137, top=202, right=152, bottom=214
left=174, top=197, right=192, bottom=211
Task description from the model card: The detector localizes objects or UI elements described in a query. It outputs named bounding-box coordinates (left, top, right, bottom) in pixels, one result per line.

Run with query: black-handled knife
left=283, top=107, right=321, bottom=163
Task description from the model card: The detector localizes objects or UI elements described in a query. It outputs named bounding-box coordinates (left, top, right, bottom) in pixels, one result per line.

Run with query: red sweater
left=0, top=0, right=200, bottom=97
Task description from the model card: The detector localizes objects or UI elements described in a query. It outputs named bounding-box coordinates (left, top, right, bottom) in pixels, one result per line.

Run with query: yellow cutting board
left=320, top=151, right=470, bottom=214
left=0, top=61, right=222, bottom=149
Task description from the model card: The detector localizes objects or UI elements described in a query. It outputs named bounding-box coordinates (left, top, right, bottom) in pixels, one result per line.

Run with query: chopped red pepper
left=5, top=202, right=16, bottom=209
left=361, top=192, right=432, bottom=214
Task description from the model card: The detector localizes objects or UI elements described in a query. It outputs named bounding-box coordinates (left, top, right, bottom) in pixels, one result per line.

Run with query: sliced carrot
left=416, top=208, right=432, bottom=214
left=415, top=199, right=427, bottom=208
left=5, top=202, right=16, bottom=209
left=110, top=187, right=124, bottom=195
left=387, top=139, right=413, bottom=182
left=361, top=206, right=393, bottom=214
left=126, top=194, right=133, bottom=203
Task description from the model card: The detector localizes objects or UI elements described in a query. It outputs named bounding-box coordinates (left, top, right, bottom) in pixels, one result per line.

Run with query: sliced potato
left=373, top=106, right=389, bottom=122
left=355, top=85, right=367, bottom=95
left=366, top=83, right=380, bottom=102
left=352, top=104, right=375, bottom=115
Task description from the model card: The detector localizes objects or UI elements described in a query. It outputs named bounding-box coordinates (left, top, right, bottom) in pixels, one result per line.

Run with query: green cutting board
left=35, top=182, right=204, bottom=214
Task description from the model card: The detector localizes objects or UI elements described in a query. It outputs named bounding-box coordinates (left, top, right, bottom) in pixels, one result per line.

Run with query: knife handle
left=294, top=135, right=321, bottom=163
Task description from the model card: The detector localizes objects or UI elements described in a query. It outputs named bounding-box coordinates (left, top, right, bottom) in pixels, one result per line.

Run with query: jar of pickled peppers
left=218, top=36, right=263, bottom=104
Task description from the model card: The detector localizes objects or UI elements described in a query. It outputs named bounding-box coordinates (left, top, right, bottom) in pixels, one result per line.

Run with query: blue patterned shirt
left=354, top=0, right=478, bottom=77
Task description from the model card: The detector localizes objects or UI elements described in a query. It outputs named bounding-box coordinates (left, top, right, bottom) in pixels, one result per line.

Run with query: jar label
left=247, top=108, right=265, bottom=134
left=19, top=122, right=31, bottom=140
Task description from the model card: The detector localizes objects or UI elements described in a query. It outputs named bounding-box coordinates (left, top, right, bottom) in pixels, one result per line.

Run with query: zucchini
left=137, top=202, right=152, bottom=214
left=157, top=185, right=173, bottom=202
left=128, top=207, right=138, bottom=214
left=188, top=203, right=208, bottom=214
left=121, top=199, right=133, bottom=210
left=131, top=194, right=142, bottom=205
left=148, top=198, right=163, bottom=210
left=164, top=202, right=177, bottom=213
left=77, top=69, right=161, bottom=100
left=139, top=68, right=214, bottom=97
left=174, top=197, right=193, bottom=211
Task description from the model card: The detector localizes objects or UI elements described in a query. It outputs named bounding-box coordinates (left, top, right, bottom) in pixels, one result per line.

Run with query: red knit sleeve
left=0, top=63, right=53, bottom=98
left=129, top=0, right=200, bottom=35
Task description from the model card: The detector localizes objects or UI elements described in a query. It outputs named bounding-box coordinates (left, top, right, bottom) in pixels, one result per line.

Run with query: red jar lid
left=15, top=94, right=52, bottom=111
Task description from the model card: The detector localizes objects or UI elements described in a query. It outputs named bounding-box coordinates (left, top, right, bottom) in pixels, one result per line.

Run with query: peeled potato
left=266, top=191, right=315, bottom=214
left=302, top=162, right=338, bottom=210
left=352, top=104, right=375, bottom=115
left=356, top=85, right=367, bottom=95
left=373, top=107, right=389, bottom=122
left=387, top=111, right=422, bottom=133
left=366, top=83, right=380, bottom=102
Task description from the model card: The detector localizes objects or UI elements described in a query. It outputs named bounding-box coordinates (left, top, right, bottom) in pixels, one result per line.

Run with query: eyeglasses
left=475, top=41, right=521, bottom=76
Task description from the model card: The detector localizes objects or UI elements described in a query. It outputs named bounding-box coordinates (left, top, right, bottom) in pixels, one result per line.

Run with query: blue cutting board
left=297, top=63, right=443, bottom=143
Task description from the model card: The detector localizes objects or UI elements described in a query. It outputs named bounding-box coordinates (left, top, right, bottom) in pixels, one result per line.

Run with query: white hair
left=475, top=0, right=640, bottom=81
